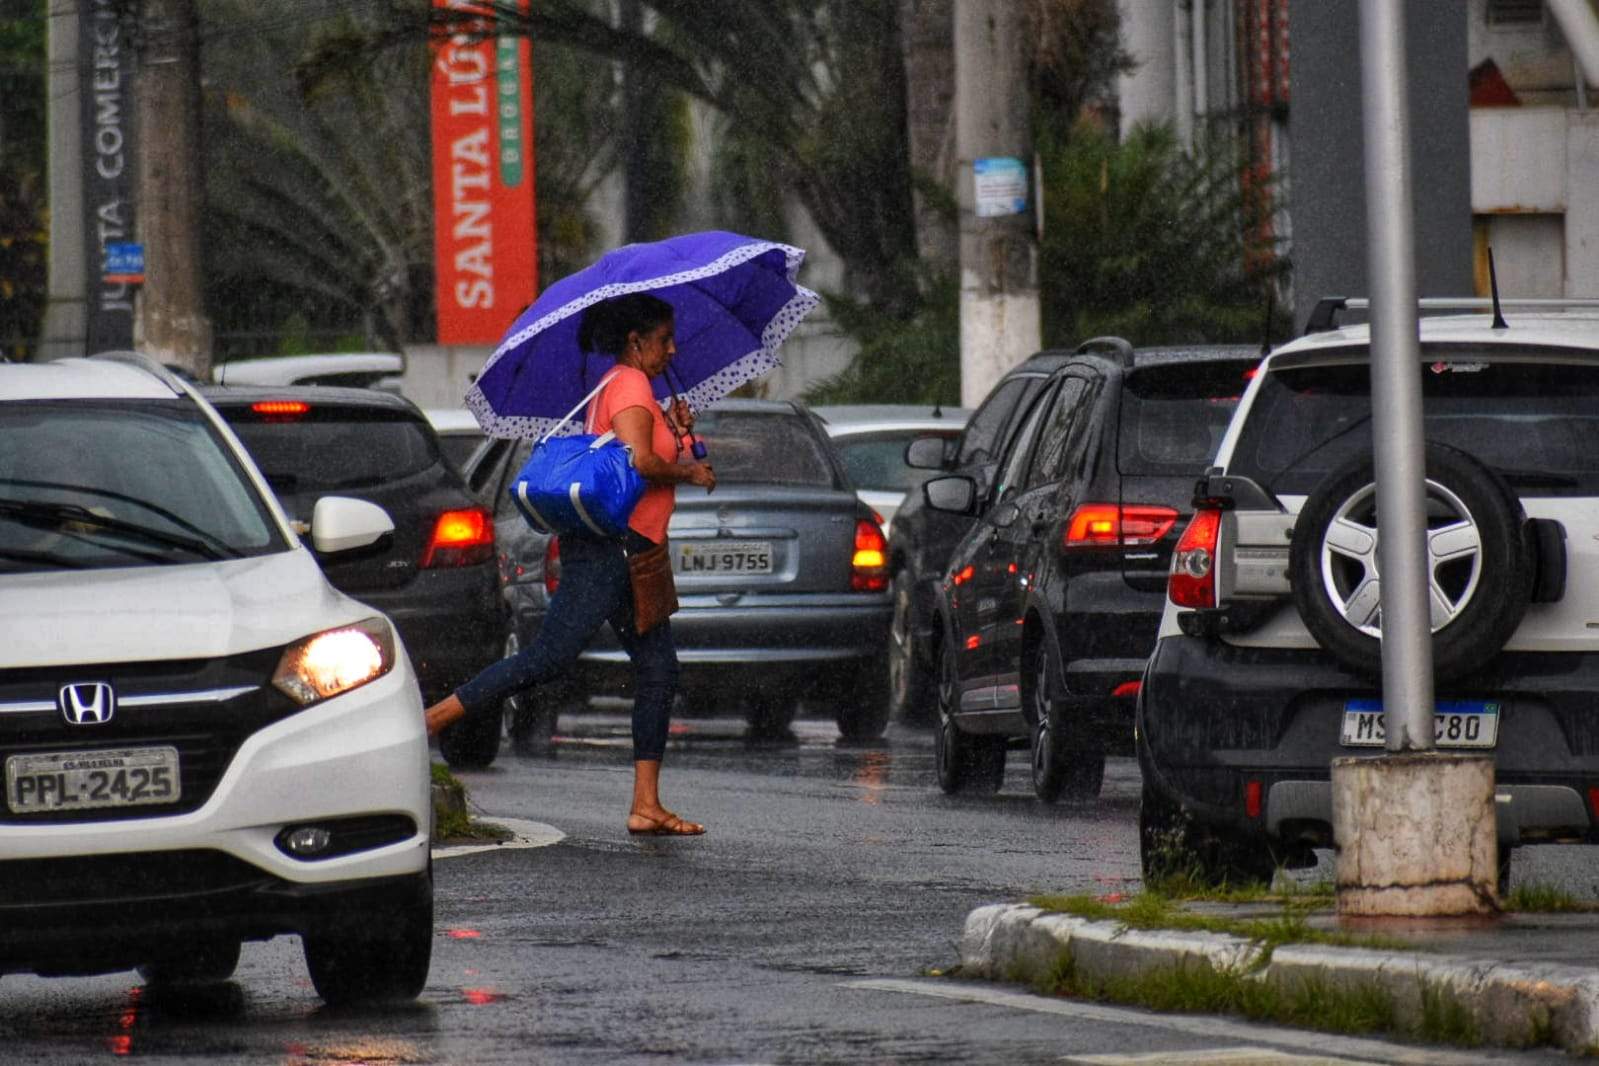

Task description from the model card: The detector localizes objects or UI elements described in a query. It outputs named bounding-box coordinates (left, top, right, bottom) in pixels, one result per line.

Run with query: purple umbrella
left=465, top=231, right=819, bottom=440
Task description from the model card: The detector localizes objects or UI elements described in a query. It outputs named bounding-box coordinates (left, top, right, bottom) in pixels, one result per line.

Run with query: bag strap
left=538, top=369, right=623, bottom=446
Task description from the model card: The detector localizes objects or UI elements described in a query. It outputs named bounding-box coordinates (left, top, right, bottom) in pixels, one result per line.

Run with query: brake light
left=250, top=400, right=309, bottom=421
left=1111, top=680, right=1142, bottom=699
left=1169, top=508, right=1222, bottom=608
left=1063, top=504, right=1178, bottom=548
left=852, top=519, right=888, bottom=592
left=420, top=507, right=493, bottom=568
left=544, top=536, right=561, bottom=596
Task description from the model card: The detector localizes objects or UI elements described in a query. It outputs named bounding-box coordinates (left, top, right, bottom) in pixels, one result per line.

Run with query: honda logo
left=59, top=683, right=115, bottom=726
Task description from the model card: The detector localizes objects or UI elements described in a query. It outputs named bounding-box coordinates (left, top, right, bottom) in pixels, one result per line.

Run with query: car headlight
left=272, top=617, right=396, bottom=706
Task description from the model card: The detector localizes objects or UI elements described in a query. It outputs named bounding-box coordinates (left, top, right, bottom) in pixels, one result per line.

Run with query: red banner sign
left=430, top=0, right=537, bottom=345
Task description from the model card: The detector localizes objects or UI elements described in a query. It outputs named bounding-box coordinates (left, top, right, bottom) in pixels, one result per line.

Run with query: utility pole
left=953, top=1, right=1038, bottom=408
left=137, top=0, right=212, bottom=376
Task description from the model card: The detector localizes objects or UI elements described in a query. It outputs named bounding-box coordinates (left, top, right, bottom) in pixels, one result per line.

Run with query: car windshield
left=833, top=430, right=958, bottom=492
left=1119, top=359, right=1255, bottom=475
left=0, top=400, right=284, bottom=573
left=1230, top=353, right=1599, bottom=496
left=691, top=410, right=838, bottom=487
left=222, top=407, right=441, bottom=493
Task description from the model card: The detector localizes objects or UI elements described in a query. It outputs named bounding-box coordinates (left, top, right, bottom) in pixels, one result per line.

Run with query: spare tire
left=1288, top=442, right=1534, bottom=679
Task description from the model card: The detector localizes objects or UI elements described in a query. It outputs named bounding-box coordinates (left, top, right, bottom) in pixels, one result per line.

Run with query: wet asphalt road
left=0, top=712, right=1578, bottom=1064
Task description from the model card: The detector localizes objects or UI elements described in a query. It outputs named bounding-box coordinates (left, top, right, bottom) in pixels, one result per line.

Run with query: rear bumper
left=1137, top=635, right=1599, bottom=847
left=579, top=596, right=891, bottom=700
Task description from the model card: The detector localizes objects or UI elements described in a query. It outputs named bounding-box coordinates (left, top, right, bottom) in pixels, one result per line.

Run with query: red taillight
left=250, top=400, right=309, bottom=421
left=1168, top=508, right=1222, bottom=608
left=1245, top=778, right=1263, bottom=819
left=1111, top=680, right=1142, bottom=699
left=420, top=507, right=493, bottom=568
left=851, top=519, right=888, bottom=592
left=544, top=536, right=561, bottom=596
left=1063, top=504, right=1178, bottom=549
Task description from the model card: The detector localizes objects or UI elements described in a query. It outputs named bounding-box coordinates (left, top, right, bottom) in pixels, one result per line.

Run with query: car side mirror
left=905, top=435, right=951, bottom=471
left=923, top=475, right=977, bottom=515
left=309, top=496, right=395, bottom=556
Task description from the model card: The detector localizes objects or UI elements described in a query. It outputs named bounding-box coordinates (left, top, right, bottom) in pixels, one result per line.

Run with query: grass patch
left=1029, top=891, right=1409, bottom=955
left=1040, top=954, right=1399, bottom=1039
left=1039, top=951, right=1499, bottom=1050
left=1506, top=882, right=1599, bottom=913
left=429, top=761, right=512, bottom=843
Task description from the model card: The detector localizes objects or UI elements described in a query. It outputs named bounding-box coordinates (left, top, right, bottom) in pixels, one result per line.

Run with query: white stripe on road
left=1064, top=1050, right=1384, bottom=1064
left=432, top=817, right=564, bottom=860
left=842, top=979, right=1525, bottom=1065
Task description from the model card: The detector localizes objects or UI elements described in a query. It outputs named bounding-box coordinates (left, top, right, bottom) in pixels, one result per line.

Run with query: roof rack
left=88, top=350, right=193, bottom=394
left=1073, top=335, right=1135, bottom=368
left=1304, top=296, right=1599, bottom=334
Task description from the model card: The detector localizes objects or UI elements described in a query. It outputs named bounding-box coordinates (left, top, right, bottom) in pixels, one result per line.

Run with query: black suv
left=924, top=342, right=1258, bottom=801
left=1138, top=305, right=1599, bottom=887
left=888, top=351, right=1072, bottom=725
left=202, top=387, right=503, bottom=746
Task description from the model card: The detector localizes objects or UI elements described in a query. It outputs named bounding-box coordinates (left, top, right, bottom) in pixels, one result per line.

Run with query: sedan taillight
left=420, top=507, right=494, bottom=568
left=543, top=536, right=561, bottom=596
left=1169, top=509, right=1222, bottom=608
left=1063, top=503, right=1178, bottom=549
left=851, top=519, right=888, bottom=592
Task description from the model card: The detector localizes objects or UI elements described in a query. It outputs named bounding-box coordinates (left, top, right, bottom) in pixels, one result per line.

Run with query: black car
left=888, top=351, right=1072, bottom=725
left=202, top=387, right=503, bottom=734
left=923, top=341, right=1258, bottom=801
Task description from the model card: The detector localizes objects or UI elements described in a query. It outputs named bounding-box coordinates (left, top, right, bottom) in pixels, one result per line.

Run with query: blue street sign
left=104, top=242, right=145, bottom=280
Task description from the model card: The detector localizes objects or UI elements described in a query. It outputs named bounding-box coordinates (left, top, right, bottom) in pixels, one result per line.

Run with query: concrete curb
left=958, top=902, right=1599, bottom=1054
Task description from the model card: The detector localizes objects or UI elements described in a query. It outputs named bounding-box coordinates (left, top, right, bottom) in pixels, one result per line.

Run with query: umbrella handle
left=665, top=366, right=709, bottom=460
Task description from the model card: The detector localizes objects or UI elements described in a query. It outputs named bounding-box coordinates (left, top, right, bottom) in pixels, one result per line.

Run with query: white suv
left=1138, top=301, right=1599, bottom=887
left=0, top=353, right=432, bottom=1003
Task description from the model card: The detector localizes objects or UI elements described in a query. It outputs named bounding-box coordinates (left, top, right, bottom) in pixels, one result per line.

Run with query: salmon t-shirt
left=587, top=366, right=678, bottom=544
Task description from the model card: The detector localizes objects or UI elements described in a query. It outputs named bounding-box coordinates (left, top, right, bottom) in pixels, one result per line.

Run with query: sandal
left=627, top=811, right=705, bottom=836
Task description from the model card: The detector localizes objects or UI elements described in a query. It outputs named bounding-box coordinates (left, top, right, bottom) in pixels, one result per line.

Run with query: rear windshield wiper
left=0, top=498, right=240, bottom=561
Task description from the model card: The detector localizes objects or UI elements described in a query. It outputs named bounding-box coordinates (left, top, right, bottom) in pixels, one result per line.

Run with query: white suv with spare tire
left=1137, top=300, right=1599, bottom=887
left=0, top=352, right=433, bottom=1002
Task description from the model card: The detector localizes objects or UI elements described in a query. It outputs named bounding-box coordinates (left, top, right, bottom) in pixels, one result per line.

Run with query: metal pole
left=1357, top=0, right=1433, bottom=751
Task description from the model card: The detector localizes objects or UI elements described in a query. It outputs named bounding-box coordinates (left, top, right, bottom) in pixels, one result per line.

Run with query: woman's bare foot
left=424, top=695, right=466, bottom=737
left=626, top=807, right=705, bottom=836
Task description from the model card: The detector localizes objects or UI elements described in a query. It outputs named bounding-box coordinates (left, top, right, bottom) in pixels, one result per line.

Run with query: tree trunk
left=899, top=0, right=958, bottom=273
left=138, top=0, right=211, bottom=375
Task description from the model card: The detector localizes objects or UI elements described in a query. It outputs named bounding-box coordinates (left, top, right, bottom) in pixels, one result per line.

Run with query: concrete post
left=1115, top=0, right=1175, bottom=137
left=40, top=8, right=85, bottom=361
left=1333, top=0, right=1499, bottom=918
left=953, top=0, right=1039, bottom=408
left=1333, top=754, right=1498, bottom=915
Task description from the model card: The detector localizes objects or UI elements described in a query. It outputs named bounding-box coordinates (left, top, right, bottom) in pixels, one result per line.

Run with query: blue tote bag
left=509, top=372, right=646, bottom=538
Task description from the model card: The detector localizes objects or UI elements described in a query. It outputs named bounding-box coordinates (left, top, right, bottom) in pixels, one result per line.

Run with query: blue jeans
left=455, top=530, right=679, bottom=761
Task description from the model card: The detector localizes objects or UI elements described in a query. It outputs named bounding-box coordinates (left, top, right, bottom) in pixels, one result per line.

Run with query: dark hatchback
left=923, top=343, right=1258, bottom=801
left=887, top=351, right=1072, bottom=726
left=202, top=387, right=501, bottom=710
left=464, top=399, right=893, bottom=747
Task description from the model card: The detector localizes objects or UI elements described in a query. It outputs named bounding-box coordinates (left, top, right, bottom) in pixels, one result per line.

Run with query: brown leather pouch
left=627, top=541, right=679, bottom=636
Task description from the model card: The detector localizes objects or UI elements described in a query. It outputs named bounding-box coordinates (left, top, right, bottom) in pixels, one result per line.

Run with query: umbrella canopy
left=466, top=231, right=819, bottom=439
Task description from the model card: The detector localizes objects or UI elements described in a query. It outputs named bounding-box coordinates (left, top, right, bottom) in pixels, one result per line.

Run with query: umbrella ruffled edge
left=475, top=239, right=811, bottom=387
left=466, top=242, right=819, bottom=440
